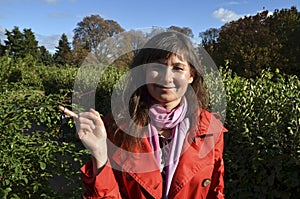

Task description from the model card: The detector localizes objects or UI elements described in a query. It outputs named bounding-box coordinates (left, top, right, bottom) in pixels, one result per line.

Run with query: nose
left=161, top=67, right=173, bottom=84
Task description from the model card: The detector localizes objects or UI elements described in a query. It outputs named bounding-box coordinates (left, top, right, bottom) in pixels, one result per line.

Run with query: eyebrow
left=156, top=59, right=187, bottom=66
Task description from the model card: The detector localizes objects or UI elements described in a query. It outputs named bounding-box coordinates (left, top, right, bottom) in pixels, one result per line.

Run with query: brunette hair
left=112, top=31, right=209, bottom=149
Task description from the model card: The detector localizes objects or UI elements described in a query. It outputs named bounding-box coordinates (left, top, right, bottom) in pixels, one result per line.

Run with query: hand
left=59, top=106, right=108, bottom=171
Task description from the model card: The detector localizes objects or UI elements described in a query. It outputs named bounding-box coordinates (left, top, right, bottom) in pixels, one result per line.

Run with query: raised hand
left=58, top=106, right=108, bottom=172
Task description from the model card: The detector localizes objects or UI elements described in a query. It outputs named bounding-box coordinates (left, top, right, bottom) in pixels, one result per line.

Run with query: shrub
left=222, top=68, right=300, bottom=198
left=0, top=85, right=88, bottom=198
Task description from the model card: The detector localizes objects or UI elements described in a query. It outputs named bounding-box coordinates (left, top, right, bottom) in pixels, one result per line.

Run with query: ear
left=188, top=76, right=194, bottom=84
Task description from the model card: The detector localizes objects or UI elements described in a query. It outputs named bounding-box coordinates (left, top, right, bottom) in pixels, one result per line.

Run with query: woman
left=60, top=31, right=227, bottom=198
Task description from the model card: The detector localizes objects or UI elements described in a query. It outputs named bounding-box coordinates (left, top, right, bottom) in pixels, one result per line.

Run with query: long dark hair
left=111, top=31, right=209, bottom=150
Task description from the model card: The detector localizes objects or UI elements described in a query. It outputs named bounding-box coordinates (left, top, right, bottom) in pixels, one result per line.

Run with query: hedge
left=0, top=57, right=299, bottom=198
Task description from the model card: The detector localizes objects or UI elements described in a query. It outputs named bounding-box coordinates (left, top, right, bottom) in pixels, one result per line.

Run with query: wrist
left=91, top=155, right=107, bottom=176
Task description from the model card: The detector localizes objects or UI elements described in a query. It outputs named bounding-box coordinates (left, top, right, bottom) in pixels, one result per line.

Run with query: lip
left=155, top=84, right=176, bottom=91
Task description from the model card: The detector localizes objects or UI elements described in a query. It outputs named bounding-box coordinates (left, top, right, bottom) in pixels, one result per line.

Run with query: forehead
left=157, top=53, right=188, bottom=64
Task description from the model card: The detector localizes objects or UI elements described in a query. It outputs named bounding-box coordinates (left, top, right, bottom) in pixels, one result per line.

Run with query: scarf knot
left=149, top=99, right=187, bottom=130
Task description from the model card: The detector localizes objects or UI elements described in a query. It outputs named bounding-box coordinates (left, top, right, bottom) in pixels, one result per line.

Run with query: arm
left=207, top=130, right=226, bottom=198
left=59, top=106, right=122, bottom=198
left=81, top=159, right=122, bottom=199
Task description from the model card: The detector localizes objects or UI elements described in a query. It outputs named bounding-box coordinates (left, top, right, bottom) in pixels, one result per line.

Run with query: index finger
left=58, top=105, right=79, bottom=119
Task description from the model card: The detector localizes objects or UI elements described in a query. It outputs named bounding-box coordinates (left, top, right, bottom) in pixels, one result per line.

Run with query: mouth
left=155, top=84, right=176, bottom=91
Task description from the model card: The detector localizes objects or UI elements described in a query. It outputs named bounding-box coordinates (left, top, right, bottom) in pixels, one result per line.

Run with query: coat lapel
left=112, top=138, right=163, bottom=199
left=168, top=111, right=225, bottom=198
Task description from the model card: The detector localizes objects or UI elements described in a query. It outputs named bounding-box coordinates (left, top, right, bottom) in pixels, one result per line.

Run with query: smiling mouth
left=155, top=84, right=175, bottom=90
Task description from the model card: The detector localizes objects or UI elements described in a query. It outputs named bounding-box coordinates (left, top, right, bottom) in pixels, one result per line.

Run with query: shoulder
left=197, top=109, right=227, bottom=136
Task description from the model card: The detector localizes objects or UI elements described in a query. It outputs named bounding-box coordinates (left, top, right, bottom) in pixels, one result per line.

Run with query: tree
left=167, top=26, right=194, bottom=38
left=199, top=28, right=220, bottom=49
left=4, top=27, right=39, bottom=60
left=0, top=40, right=5, bottom=56
left=125, top=29, right=147, bottom=56
left=72, top=15, right=124, bottom=66
left=211, top=11, right=281, bottom=77
left=206, top=7, right=299, bottom=77
left=5, top=26, right=24, bottom=58
left=267, top=6, right=300, bottom=75
left=23, top=28, right=39, bottom=59
left=39, top=46, right=53, bottom=66
left=54, top=33, right=72, bottom=66
left=199, top=28, right=220, bottom=62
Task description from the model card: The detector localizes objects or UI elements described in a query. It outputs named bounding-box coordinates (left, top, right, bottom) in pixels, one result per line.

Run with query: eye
left=173, top=65, right=184, bottom=71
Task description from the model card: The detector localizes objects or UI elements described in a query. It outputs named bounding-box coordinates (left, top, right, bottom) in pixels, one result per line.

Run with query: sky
left=0, top=0, right=299, bottom=52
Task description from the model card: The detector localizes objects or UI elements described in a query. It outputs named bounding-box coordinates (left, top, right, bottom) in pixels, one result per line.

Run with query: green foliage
left=54, top=34, right=73, bottom=67
left=4, top=27, right=39, bottom=60
left=204, top=7, right=300, bottom=77
left=42, top=66, right=77, bottom=95
left=1, top=55, right=299, bottom=198
left=0, top=55, right=44, bottom=89
left=0, top=84, right=89, bottom=198
left=222, top=67, right=300, bottom=198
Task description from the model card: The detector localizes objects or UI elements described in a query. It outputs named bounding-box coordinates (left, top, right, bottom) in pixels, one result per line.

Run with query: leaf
left=39, top=162, right=46, bottom=170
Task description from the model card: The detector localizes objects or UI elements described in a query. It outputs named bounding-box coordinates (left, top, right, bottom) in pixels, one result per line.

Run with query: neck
left=162, top=98, right=182, bottom=110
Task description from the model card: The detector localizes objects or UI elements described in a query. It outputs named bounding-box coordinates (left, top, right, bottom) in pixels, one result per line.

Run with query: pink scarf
left=148, top=97, right=190, bottom=199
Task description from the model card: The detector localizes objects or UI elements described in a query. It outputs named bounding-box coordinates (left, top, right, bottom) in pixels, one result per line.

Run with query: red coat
left=80, top=110, right=227, bottom=199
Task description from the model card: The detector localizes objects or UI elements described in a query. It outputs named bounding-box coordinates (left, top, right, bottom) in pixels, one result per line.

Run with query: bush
left=42, top=67, right=77, bottom=95
left=1, top=56, right=299, bottom=198
left=222, top=68, right=300, bottom=198
left=0, top=85, right=88, bottom=198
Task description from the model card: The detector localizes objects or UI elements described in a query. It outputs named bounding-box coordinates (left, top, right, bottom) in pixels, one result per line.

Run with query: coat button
left=202, top=178, right=211, bottom=187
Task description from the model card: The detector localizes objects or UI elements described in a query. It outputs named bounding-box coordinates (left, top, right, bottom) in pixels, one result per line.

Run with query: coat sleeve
left=80, top=159, right=122, bottom=199
left=208, top=123, right=227, bottom=199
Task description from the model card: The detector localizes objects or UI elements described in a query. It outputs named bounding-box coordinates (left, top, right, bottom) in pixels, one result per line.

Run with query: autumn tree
left=211, top=11, right=281, bottom=77
left=72, top=15, right=124, bottom=66
left=110, top=30, right=148, bottom=67
left=267, top=6, right=300, bottom=75
left=54, top=33, right=72, bottom=66
left=199, top=28, right=220, bottom=55
left=167, top=26, right=194, bottom=38
left=205, top=7, right=299, bottom=77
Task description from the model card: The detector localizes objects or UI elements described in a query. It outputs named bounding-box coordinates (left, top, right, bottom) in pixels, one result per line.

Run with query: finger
left=59, top=105, right=78, bottom=119
left=77, top=124, right=94, bottom=138
left=90, top=108, right=100, bottom=117
left=79, top=112, right=99, bottom=122
left=89, top=109, right=103, bottom=126
left=78, top=115, right=96, bottom=130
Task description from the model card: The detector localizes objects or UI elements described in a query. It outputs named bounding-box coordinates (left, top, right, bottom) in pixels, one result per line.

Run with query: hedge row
left=0, top=56, right=299, bottom=198
left=222, top=68, right=300, bottom=198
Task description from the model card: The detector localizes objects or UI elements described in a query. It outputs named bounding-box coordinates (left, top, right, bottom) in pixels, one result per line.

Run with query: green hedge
left=0, top=56, right=299, bottom=198
left=0, top=84, right=89, bottom=198
left=223, top=68, right=300, bottom=198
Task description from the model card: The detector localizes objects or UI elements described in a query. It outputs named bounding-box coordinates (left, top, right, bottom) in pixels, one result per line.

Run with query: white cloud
left=0, top=26, right=6, bottom=42
left=257, top=9, right=273, bottom=17
left=37, top=33, right=73, bottom=53
left=213, top=8, right=245, bottom=23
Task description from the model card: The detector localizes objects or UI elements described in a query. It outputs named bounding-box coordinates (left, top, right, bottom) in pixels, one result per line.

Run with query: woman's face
left=145, top=54, right=194, bottom=110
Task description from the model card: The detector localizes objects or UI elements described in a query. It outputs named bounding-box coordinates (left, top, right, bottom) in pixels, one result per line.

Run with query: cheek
left=146, top=70, right=159, bottom=83
left=174, top=73, right=192, bottom=87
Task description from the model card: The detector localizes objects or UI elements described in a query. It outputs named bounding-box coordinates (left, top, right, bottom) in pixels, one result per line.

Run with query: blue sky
left=0, top=0, right=299, bottom=52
